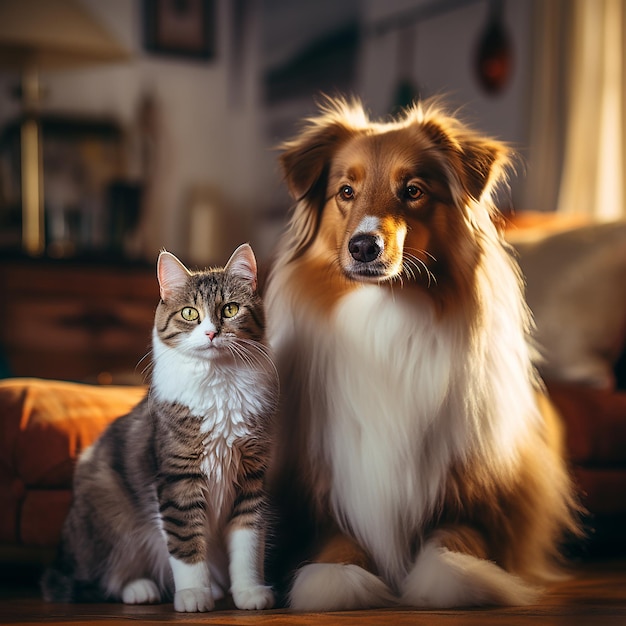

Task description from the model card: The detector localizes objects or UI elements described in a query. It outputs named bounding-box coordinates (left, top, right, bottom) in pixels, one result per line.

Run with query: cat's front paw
left=173, top=587, right=214, bottom=612
left=232, top=585, right=275, bottom=610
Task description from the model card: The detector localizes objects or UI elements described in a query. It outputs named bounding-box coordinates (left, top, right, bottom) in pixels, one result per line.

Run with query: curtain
left=524, top=0, right=626, bottom=220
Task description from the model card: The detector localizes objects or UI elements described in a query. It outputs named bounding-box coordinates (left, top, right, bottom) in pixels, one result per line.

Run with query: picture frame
left=143, top=0, right=216, bottom=60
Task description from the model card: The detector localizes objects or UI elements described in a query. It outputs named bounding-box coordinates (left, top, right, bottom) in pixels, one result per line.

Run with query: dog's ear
left=279, top=98, right=363, bottom=258
left=280, top=119, right=353, bottom=202
left=419, top=113, right=510, bottom=204
left=458, top=137, right=510, bottom=203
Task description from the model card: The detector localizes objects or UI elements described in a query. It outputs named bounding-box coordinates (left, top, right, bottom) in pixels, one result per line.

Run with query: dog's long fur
left=265, top=97, right=580, bottom=611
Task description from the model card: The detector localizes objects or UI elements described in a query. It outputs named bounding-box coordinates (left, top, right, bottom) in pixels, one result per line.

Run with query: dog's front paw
left=290, top=563, right=396, bottom=611
left=173, top=587, right=214, bottom=612
left=232, top=584, right=275, bottom=610
left=401, top=543, right=540, bottom=608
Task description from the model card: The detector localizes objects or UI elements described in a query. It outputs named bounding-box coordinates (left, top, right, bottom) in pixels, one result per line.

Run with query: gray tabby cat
left=42, top=244, right=277, bottom=612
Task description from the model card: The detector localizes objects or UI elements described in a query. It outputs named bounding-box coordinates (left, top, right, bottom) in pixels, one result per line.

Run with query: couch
left=507, top=216, right=626, bottom=554
left=1, top=217, right=625, bottom=569
left=0, top=381, right=144, bottom=568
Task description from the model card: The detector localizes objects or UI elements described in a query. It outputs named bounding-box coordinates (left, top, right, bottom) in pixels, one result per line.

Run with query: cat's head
left=155, top=244, right=265, bottom=364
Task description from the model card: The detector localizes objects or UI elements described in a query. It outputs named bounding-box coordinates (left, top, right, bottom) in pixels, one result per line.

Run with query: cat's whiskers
left=137, top=349, right=154, bottom=383
left=232, top=338, right=280, bottom=385
left=226, top=338, right=272, bottom=372
left=224, top=342, right=254, bottom=370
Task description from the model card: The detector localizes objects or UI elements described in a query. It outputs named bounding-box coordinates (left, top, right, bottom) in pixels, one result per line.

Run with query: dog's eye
left=339, top=185, right=354, bottom=200
left=406, top=184, right=424, bottom=200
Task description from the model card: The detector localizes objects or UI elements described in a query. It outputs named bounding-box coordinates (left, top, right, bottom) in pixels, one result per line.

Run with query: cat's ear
left=225, top=243, right=258, bottom=291
left=157, top=250, right=191, bottom=301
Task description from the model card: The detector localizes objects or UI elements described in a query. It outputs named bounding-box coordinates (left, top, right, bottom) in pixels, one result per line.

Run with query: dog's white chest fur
left=271, top=266, right=539, bottom=590
left=320, top=287, right=460, bottom=582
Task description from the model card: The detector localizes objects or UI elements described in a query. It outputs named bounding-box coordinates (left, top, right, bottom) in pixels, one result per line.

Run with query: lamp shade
left=0, top=0, right=129, bottom=70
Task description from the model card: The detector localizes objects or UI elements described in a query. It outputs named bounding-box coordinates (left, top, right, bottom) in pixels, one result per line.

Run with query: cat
left=41, top=243, right=278, bottom=613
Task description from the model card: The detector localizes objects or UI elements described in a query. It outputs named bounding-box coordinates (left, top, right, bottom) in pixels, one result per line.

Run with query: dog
left=264, top=97, right=580, bottom=611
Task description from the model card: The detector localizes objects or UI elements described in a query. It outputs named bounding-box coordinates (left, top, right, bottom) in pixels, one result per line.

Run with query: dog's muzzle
left=348, top=234, right=382, bottom=263
left=345, top=233, right=392, bottom=282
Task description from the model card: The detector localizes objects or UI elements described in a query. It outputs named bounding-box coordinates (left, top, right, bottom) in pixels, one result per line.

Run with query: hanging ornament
left=391, top=24, right=420, bottom=113
left=475, top=0, right=513, bottom=95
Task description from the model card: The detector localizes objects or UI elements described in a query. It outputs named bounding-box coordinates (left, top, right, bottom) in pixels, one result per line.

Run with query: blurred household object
left=144, top=0, right=216, bottom=60
left=524, top=0, right=626, bottom=222
left=390, top=23, right=420, bottom=113
left=0, top=257, right=155, bottom=383
left=0, top=115, right=127, bottom=257
left=185, top=184, right=250, bottom=267
left=0, top=0, right=129, bottom=256
left=474, top=0, right=513, bottom=95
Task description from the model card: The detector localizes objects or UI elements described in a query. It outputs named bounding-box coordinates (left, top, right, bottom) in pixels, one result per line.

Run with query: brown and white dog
left=265, top=97, right=580, bottom=611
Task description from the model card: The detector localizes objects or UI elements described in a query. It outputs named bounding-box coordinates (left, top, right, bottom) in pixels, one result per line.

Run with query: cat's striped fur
left=42, top=244, right=277, bottom=612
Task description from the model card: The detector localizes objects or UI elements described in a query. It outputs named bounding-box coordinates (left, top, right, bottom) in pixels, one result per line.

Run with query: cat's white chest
left=195, top=374, right=253, bottom=438
left=200, top=425, right=240, bottom=527
left=195, top=375, right=249, bottom=474
left=151, top=333, right=263, bottom=434
left=160, top=366, right=250, bottom=529
left=151, top=332, right=273, bottom=527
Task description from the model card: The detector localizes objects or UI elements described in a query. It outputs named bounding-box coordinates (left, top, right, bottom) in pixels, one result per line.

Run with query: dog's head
left=279, top=97, right=511, bottom=306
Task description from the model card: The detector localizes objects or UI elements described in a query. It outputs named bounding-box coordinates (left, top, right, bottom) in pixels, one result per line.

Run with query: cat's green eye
left=222, top=302, right=239, bottom=319
left=181, top=307, right=199, bottom=321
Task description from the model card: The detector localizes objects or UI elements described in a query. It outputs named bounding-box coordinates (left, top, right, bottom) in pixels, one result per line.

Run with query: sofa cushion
left=20, top=490, right=73, bottom=547
left=0, top=378, right=145, bottom=487
left=0, top=378, right=144, bottom=545
left=510, top=220, right=626, bottom=389
left=546, top=381, right=626, bottom=465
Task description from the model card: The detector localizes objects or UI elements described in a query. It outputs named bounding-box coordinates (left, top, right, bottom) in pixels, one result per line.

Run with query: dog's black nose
left=348, top=234, right=382, bottom=263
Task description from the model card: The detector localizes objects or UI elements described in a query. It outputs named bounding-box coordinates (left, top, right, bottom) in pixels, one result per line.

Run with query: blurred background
left=0, top=0, right=626, bottom=564
left=0, top=2, right=625, bottom=555
left=0, top=0, right=625, bottom=384
left=1, top=0, right=624, bottom=266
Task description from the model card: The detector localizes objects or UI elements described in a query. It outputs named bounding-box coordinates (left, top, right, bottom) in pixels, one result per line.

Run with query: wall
left=358, top=0, right=532, bottom=206
left=0, top=0, right=534, bottom=264
left=260, top=0, right=534, bottom=221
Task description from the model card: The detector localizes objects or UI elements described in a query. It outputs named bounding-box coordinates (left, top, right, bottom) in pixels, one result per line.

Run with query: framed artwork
left=144, top=0, right=216, bottom=60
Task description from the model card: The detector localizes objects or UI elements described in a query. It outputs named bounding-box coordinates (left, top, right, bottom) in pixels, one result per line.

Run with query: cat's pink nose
left=206, top=331, right=216, bottom=342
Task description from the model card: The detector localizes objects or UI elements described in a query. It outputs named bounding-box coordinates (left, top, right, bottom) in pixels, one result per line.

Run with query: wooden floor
left=1, top=560, right=626, bottom=626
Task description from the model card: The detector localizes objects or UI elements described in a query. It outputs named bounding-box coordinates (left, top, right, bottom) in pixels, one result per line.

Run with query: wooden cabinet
left=0, top=259, right=157, bottom=383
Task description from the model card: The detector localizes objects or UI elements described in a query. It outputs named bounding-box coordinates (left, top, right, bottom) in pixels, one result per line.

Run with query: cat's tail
left=41, top=565, right=75, bottom=602
left=41, top=551, right=105, bottom=603
left=41, top=566, right=106, bottom=603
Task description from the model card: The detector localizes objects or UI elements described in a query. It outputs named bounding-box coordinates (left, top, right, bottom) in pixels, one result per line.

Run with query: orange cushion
left=504, top=211, right=591, bottom=235
left=0, top=378, right=145, bottom=489
left=0, top=378, right=145, bottom=546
